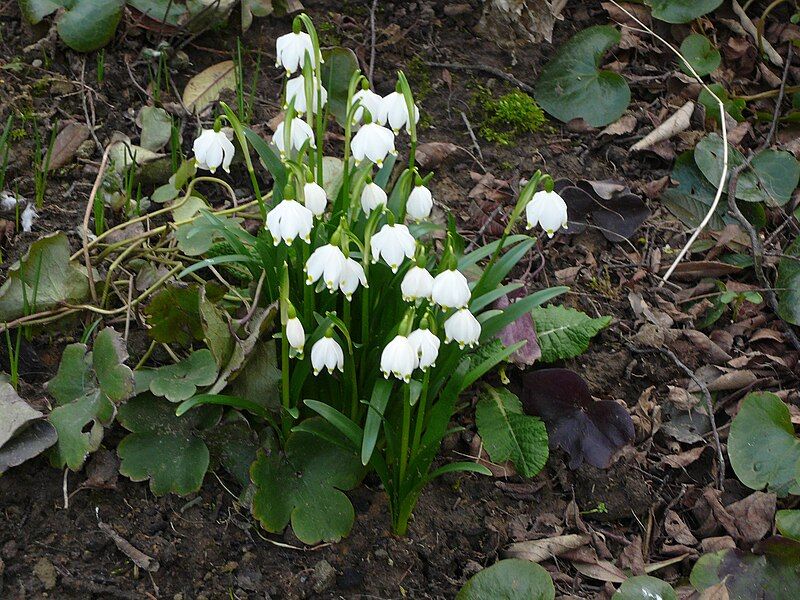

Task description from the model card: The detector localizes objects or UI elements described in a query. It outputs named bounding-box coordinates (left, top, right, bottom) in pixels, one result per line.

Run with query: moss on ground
left=472, top=86, right=545, bottom=146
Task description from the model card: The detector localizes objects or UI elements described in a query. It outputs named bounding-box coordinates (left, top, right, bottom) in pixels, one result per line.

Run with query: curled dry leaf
left=505, top=534, right=591, bottom=563
left=48, top=122, right=91, bottom=170
left=182, top=60, right=237, bottom=114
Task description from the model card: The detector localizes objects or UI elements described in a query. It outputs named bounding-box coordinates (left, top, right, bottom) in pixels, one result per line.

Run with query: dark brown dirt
left=2, top=0, right=790, bottom=598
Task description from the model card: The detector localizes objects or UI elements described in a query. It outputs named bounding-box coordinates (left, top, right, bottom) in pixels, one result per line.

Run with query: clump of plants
left=474, top=86, right=546, bottom=146
left=0, top=14, right=583, bottom=544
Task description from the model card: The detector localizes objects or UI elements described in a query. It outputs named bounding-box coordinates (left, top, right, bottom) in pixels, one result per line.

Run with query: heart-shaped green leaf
left=457, top=559, right=555, bottom=600
left=531, top=305, right=611, bottom=363
left=612, top=576, right=677, bottom=600
left=777, top=236, right=800, bottom=326
left=117, top=394, right=221, bottom=495
left=644, top=0, right=722, bottom=23
left=535, top=25, right=630, bottom=127
left=728, top=392, right=800, bottom=496
left=475, top=386, right=548, bottom=478
left=56, top=0, right=124, bottom=52
left=146, top=350, right=218, bottom=403
left=251, top=419, right=363, bottom=544
left=679, top=34, right=721, bottom=76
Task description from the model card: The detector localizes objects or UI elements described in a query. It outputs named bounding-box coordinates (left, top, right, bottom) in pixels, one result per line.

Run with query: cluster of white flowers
left=188, top=19, right=569, bottom=386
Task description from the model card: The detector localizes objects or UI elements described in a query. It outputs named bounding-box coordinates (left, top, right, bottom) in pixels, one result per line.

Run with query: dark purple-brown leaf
left=519, top=368, right=634, bottom=469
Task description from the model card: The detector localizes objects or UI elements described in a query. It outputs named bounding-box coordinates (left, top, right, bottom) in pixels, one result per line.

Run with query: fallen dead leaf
left=726, top=491, right=776, bottom=545
left=664, top=509, right=698, bottom=546
left=49, top=122, right=91, bottom=170
left=415, top=142, right=459, bottom=170
left=505, top=534, right=591, bottom=563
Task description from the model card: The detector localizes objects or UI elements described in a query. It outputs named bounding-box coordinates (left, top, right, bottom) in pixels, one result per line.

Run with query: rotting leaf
left=534, top=25, right=630, bottom=127
left=494, top=293, right=541, bottom=367
left=505, top=534, right=591, bottom=563
left=0, top=383, right=57, bottom=474
left=182, top=60, right=237, bottom=114
left=49, top=122, right=91, bottom=170
left=250, top=419, right=363, bottom=544
left=117, top=394, right=221, bottom=496
left=531, top=304, right=611, bottom=363
left=728, top=392, right=800, bottom=496
left=456, top=558, right=555, bottom=600
left=0, top=232, right=89, bottom=322
left=475, top=386, right=548, bottom=478
left=147, top=350, right=218, bottom=403
left=690, top=536, right=800, bottom=600
left=519, top=368, right=634, bottom=469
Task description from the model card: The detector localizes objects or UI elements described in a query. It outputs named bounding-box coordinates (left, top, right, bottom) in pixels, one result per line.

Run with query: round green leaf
left=534, top=25, right=630, bottom=127
left=750, top=149, right=800, bottom=207
left=117, top=394, right=219, bottom=495
left=612, top=576, right=677, bottom=600
left=728, top=392, right=800, bottom=496
left=18, top=0, right=63, bottom=24
left=148, top=349, right=218, bottom=403
left=645, top=0, right=723, bottom=23
left=679, top=34, right=721, bottom=77
left=457, top=559, right=555, bottom=600
left=250, top=419, right=362, bottom=544
left=777, top=510, right=800, bottom=542
left=56, top=0, right=124, bottom=53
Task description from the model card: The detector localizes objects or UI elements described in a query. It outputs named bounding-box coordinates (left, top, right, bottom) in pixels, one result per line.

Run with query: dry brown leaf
left=619, top=535, right=645, bottom=575
left=182, top=60, right=236, bottom=114
left=661, top=446, right=706, bottom=469
left=701, top=536, right=736, bottom=553
left=664, top=509, right=698, bottom=546
left=49, top=122, right=91, bottom=170
left=571, top=559, right=626, bottom=583
left=699, top=581, right=730, bottom=600
left=600, top=114, right=637, bottom=136
left=415, top=142, right=459, bottom=170
left=726, top=492, right=776, bottom=545
left=505, top=534, right=591, bottom=563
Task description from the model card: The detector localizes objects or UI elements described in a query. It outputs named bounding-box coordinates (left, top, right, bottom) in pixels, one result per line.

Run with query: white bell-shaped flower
left=407, top=328, right=440, bottom=371
left=431, top=268, right=471, bottom=309
left=338, top=257, right=368, bottom=300
left=303, top=181, right=327, bottom=217
left=305, top=244, right=347, bottom=291
left=311, top=335, right=344, bottom=375
left=285, top=75, right=328, bottom=115
left=21, top=203, right=37, bottom=233
left=400, top=266, right=434, bottom=301
left=193, top=129, right=235, bottom=174
left=525, top=190, right=568, bottom=238
left=275, top=31, right=314, bottom=75
left=266, top=199, right=313, bottom=246
left=351, top=88, right=384, bottom=125
left=286, top=317, right=305, bottom=356
left=406, top=184, right=433, bottom=222
left=361, top=181, right=387, bottom=216
left=370, top=224, right=416, bottom=273
left=444, top=309, right=481, bottom=349
left=273, top=118, right=316, bottom=158
left=351, top=122, right=395, bottom=167
left=378, top=91, right=420, bottom=133
left=380, top=335, right=419, bottom=382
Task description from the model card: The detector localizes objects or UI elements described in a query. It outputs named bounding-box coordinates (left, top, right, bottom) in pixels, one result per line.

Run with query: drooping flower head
left=275, top=30, right=315, bottom=75
left=266, top=199, right=313, bottom=246
left=303, top=181, right=327, bottom=217
left=286, top=315, right=306, bottom=357
left=380, top=335, right=419, bottom=382
left=406, top=183, right=433, bottom=222
left=401, top=266, right=434, bottom=302
left=351, top=122, right=396, bottom=167
left=305, top=244, right=347, bottom=291
left=361, top=180, right=387, bottom=216
left=444, top=308, right=481, bottom=349
left=379, top=90, right=420, bottom=134
left=351, top=87, right=384, bottom=126
left=285, top=74, right=328, bottom=115
left=525, top=190, right=568, bottom=238
left=370, top=224, right=416, bottom=273
left=431, top=268, right=471, bottom=310
left=311, top=332, right=344, bottom=375
left=407, top=327, right=440, bottom=371
left=273, top=117, right=316, bottom=158
left=193, top=129, right=235, bottom=174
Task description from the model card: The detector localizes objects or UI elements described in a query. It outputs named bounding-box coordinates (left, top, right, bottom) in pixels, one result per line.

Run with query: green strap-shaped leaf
left=475, top=386, right=548, bottom=478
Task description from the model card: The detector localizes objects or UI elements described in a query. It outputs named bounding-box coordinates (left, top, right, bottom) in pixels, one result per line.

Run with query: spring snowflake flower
left=266, top=199, right=313, bottom=246
left=275, top=30, right=315, bottom=75
left=351, top=122, right=396, bottom=167
left=407, top=328, right=440, bottom=371
left=400, top=266, right=434, bottom=301
left=351, top=88, right=384, bottom=125
left=285, top=75, right=328, bottom=115
left=311, top=334, right=344, bottom=375
left=338, top=258, right=368, bottom=300
left=192, top=129, right=235, bottom=174
left=286, top=317, right=305, bottom=356
left=21, top=203, right=37, bottom=233
left=305, top=244, right=346, bottom=291
left=378, top=91, right=420, bottom=134
left=380, top=335, right=419, bottom=382
left=406, top=184, right=433, bottom=222
left=303, top=181, right=327, bottom=217
left=444, top=309, right=481, bottom=349
left=361, top=181, right=387, bottom=216
left=273, top=117, right=316, bottom=158
left=0, top=191, right=23, bottom=211
left=370, top=224, right=416, bottom=273
left=525, top=190, right=568, bottom=238
left=431, top=268, right=471, bottom=309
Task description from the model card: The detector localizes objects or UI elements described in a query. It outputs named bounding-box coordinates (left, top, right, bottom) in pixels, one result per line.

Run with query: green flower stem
left=219, top=103, right=265, bottom=220
left=410, top=369, right=431, bottom=456
left=399, top=384, right=412, bottom=485
left=281, top=329, right=291, bottom=439
left=302, top=244, right=313, bottom=322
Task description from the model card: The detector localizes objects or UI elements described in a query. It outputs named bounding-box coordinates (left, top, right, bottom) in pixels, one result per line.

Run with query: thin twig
left=83, top=143, right=118, bottom=302
left=726, top=45, right=800, bottom=351
left=424, top=61, right=536, bottom=95
left=368, top=0, right=378, bottom=87
left=607, top=1, right=729, bottom=285
left=460, top=111, right=484, bottom=162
